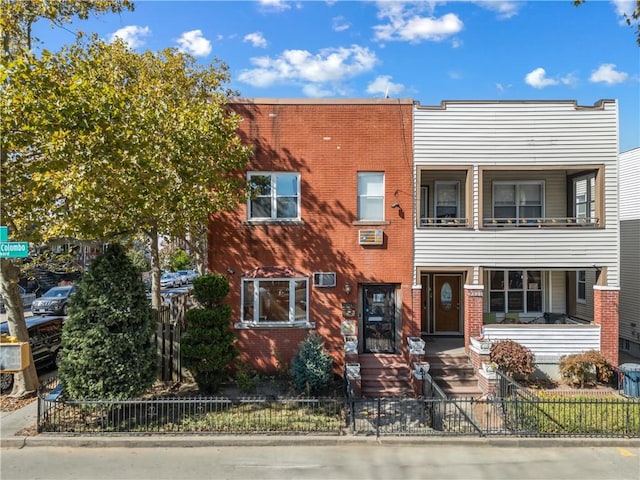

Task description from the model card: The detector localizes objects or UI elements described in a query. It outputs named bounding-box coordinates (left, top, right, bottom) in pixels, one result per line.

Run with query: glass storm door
left=363, top=284, right=395, bottom=353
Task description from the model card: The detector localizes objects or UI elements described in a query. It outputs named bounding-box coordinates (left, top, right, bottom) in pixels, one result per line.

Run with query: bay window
left=242, top=278, right=308, bottom=324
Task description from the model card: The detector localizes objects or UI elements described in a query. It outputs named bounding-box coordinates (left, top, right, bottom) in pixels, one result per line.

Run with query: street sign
left=0, top=226, right=7, bottom=242
left=0, top=242, right=29, bottom=258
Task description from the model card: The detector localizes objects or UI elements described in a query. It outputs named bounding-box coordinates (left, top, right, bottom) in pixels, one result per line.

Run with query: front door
left=433, top=274, right=461, bottom=333
left=363, top=284, right=395, bottom=353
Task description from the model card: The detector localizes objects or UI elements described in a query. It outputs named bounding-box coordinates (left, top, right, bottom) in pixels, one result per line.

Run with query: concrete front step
left=424, top=352, right=483, bottom=397
left=358, top=354, right=414, bottom=397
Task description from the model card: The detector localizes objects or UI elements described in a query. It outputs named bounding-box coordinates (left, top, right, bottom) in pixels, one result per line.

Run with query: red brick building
left=209, top=99, right=416, bottom=375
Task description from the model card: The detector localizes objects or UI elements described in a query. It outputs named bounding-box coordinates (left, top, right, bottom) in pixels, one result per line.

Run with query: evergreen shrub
left=290, top=333, right=334, bottom=395
left=181, top=274, right=237, bottom=393
left=58, top=244, right=155, bottom=400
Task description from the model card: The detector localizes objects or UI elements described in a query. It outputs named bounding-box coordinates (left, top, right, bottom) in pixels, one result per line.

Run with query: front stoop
left=358, top=354, right=414, bottom=397
left=425, top=352, right=483, bottom=398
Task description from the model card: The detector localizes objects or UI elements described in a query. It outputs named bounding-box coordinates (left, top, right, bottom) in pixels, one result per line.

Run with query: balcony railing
left=420, top=217, right=469, bottom=227
left=483, top=217, right=599, bottom=228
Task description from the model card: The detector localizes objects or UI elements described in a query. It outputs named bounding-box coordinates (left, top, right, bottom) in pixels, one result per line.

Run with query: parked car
left=31, top=285, right=77, bottom=316
left=0, top=316, right=64, bottom=392
left=176, top=270, right=194, bottom=285
left=160, top=272, right=180, bottom=288
left=0, top=285, right=36, bottom=314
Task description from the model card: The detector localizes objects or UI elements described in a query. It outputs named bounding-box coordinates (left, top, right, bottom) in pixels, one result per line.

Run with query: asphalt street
left=2, top=444, right=639, bottom=480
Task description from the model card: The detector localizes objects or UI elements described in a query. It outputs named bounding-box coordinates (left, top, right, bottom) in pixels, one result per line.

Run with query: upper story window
left=242, top=277, right=308, bottom=324
left=435, top=181, right=459, bottom=219
left=493, top=181, right=544, bottom=221
left=248, top=172, right=300, bottom=221
left=358, top=172, right=384, bottom=221
left=574, top=174, right=596, bottom=221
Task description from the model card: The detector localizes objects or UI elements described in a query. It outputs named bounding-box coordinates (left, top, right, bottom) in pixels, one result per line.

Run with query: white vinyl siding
left=413, top=100, right=619, bottom=287
left=619, top=148, right=640, bottom=343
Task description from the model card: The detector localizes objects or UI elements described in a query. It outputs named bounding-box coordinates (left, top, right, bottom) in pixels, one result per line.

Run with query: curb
left=3, top=434, right=640, bottom=449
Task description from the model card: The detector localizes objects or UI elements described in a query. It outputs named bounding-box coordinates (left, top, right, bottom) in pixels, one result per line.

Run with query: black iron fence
left=37, top=378, right=344, bottom=435
left=38, top=376, right=640, bottom=437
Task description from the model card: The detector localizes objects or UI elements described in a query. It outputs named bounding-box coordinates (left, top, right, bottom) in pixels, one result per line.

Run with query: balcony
left=483, top=217, right=599, bottom=228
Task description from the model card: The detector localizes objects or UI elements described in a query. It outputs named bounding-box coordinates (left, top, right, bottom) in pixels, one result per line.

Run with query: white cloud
left=590, top=63, right=629, bottom=84
left=332, top=15, right=351, bottom=32
left=612, top=0, right=636, bottom=22
left=373, top=2, right=463, bottom=43
left=244, top=32, right=268, bottom=48
left=525, top=68, right=559, bottom=89
left=238, top=44, right=378, bottom=91
left=366, top=75, right=405, bottom=97
left=109, top=25, right=151, bottom=49
left=259, top=0, right=291, bottom=11
left=473, top=1, right=522, bottom=20
left=176, top=30, right=212, bottom=57
left=302, top=84, right=335, bottom=98
left=560, top=73, right=579, bottom=88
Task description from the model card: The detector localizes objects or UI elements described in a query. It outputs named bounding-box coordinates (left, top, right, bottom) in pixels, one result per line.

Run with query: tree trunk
left=0, top=258, right=40, bottom=396
left=148, top=226, right=162, bottom=309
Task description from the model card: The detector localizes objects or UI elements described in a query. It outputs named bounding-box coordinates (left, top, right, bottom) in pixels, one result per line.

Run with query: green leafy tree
left=58, top=243, right=155, bottom=399
left=181, top=274, right=238, bottom=393
left=290, top=333, right=334, bottom=395
left=2, top=36, right=252, bottom=311
left=170, top=249, right=192, bottom=272
left=0, top=0, right=133, bottom=397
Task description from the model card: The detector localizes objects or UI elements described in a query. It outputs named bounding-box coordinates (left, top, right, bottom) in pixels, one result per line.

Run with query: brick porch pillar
left=593, top=286, right=619, bottom=366
left=464, top=285, right=484, bottom=353
left=412, top=285, right=422, bottom=337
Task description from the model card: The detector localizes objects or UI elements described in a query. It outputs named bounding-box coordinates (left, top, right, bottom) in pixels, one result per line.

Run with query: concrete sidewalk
left=2, top=399, right=640, bottom=449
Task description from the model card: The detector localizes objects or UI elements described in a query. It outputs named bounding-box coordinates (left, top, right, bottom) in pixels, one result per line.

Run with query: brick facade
left=593, top=286, right=620, bottom=366
left=209, top=99, right=415, bottom=374
left=464, top=285, right=484, bottom=352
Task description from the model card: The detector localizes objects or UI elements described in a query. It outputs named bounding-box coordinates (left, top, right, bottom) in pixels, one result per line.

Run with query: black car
left=0, top=316, right=64, bottom=392
left=31, top=285, right=77, bottom=316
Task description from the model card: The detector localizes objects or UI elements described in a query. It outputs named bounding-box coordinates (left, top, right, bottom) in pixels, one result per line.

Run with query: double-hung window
left=493, top=181, right=543, bottom=222
left=248, top=172, right=300, bottom=220
left=435, top=181, right=459, bottom=219
left=242, top=278, right=308, bottom=324
left=573, top=174, right=596, bottom=222
left=357, top=172, right=384, bottom=221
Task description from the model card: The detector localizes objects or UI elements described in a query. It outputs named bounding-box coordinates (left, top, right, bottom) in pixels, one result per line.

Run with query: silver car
left=0, top=285, right=36, bottom=314
left=31, top=285, right=77, bottom=316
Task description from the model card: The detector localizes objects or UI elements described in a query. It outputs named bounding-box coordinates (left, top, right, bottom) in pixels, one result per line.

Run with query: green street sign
left=0, top=242, right=29, bottom=258
left=0, top=227, right=7, bottom=243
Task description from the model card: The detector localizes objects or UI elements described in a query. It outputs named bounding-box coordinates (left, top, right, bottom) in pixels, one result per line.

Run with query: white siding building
left=412, top=100, right=620, bottom=365
left=619, top=147, right=640, bottom=356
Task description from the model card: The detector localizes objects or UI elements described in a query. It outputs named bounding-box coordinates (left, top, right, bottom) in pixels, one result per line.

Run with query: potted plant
left=407, top=336, right=426, bottom=355
left=345, top=363, right=361, bottom=380
left=344, top=335, right=358, bottom=354
left=413, top=362, right=430, bottom=379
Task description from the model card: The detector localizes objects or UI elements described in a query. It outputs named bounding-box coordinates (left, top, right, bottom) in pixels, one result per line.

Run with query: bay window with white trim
left=242, top=278, right=308, bottom=324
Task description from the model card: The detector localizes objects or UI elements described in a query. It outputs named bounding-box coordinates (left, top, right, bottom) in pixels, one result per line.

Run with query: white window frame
left=487, top=269, right=543, bottom=314
left=573, top=174, right=596, bottom=220
left=357, top=172, right=385, bottom=221
left=492, top=181, right=544, bottom=221
left=247, top=172, right=301, bottom=221
left=577, top=270, right=587, bottom=304
left=241, top=277, right=309, bottom=325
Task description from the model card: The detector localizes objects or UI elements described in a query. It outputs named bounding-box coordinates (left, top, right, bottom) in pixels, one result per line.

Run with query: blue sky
left=33, top=1, right=639, bottom=151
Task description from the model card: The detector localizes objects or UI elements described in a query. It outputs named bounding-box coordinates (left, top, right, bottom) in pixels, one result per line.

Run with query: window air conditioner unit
left=313, top=272, right=336, bottom=287
left=359, top=229, right=383, bottom=245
